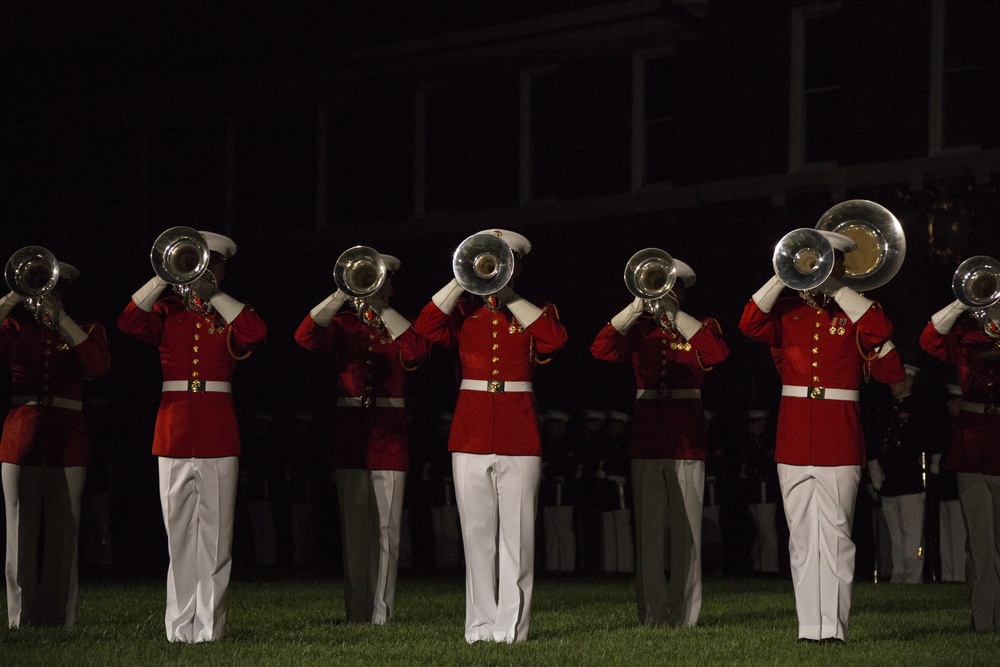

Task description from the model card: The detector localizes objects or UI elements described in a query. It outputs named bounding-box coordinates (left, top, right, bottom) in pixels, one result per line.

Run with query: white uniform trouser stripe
left=334, top=468, right=406, bottom=624
left=452, top=452, right=540, bottom=643
left=2, top=463, right=86, bottom=628
left=631, top=458, right=704, bottom=627
left=777, top=463, right=860, bottom=641
left=159, top=456, right=238, bottom=643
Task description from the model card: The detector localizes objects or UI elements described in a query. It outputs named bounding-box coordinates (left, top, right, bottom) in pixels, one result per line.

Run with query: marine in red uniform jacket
left=740, top=287, right=896, bottom=466
left=591, top=312, right=727, bottom=460
left=118, top=294, right=266, bottom=457
left=294, top=307, right=430, bottom=470
left=1, top=310, right=111, bottom=467
left=919, top=309, right=1000, bottom=476
left=413, top=295, right=567, bottom=456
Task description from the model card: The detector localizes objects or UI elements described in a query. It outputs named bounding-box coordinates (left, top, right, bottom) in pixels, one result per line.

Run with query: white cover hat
left=475, top=229, right=531, bottom=257
left=198, top=231, right=237, bottom=259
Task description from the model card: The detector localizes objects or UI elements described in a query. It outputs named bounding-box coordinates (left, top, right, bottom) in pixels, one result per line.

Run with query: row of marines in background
left=1, top=224, right=998, bottom=644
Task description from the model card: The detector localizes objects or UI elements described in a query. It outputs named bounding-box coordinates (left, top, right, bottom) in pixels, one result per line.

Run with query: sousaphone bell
left=5, top=245, right=61, bottom=328
left=150, top=226, right=213, bottom=313
left=814, top=199, right=905, bottom=292
left=452, top=232, right=515, bottom=296
left=953, top=255, right=1000, bottom=311
left=625, top=248, right=676, bottom=300
left=334, top=246, right=387, bottom=318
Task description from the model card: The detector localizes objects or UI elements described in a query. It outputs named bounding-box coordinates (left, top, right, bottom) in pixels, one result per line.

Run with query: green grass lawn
left=2, top=572, right=997, bottom=666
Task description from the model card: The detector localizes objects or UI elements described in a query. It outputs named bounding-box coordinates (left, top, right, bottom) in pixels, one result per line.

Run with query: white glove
left=132, top=276, right=168, bottom=312
left=674, top=309, right=703, bottom=341
left=832, top=285, right=874, bottom=323
left=877, top=339, right=896, bottom=357
left=56, top=312, right=89, bottom=347
left=309, top=290, right=348, bottom=327
left=379, top=307, right=412, bottom=340
left=610, top=297, right=644, bottom=334
left=431, top=278, right=464, bottom=315
left=0, top=291, right=23, bottom=322
left=930, top=453, right=942, bottom=476
left=868, top=459, right=884, bottom=491
left=752, top=275, right=784, bottom=313
left=501, top=288, right=542, bottom=329
left=208, top=290, right=245, bottom=324
left=931, top=299, right=967, bottom=334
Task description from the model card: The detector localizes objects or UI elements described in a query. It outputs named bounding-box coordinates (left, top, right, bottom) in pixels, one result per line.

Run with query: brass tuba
left=452, top=232, right=515, bottom=296
left=624, top=248, right=676, bottom=301
left=150, top=226, right=212, bottom=312
left=333, top=246, right=387, bottom=319
left=952, top=255, right=1000, bottom=311
left=814, top=199, right=905, bottom=292
left=5, top=246, right=61, bottom=328
left=773, top=228, right=837, bottom=292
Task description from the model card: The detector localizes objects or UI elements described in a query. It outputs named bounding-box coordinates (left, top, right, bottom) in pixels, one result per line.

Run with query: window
left=639, top=53, right=677, bottom=186
left=790, top=5, right=841, bottom=169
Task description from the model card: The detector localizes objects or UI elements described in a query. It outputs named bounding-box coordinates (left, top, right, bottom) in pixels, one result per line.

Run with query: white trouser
left=956, top=472, right=1000, bottom=632
left=158, top=456, right=238, bottom=643
left=939, top=499, right=967, bottom=582
left=334, top=468, right=406, bottom=624
left=452, top=452, right=540, bottom=643
left=881, top=492, right=924, bottom=584
left=777, top=464, right=860, bottom=641
left=3, top=463, right=86, bottom=628
left=631, top=458, right=704, bottom=627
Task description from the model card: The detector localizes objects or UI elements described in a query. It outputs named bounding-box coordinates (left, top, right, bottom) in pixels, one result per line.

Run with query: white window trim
left=789, top=2, right=840, bottom=172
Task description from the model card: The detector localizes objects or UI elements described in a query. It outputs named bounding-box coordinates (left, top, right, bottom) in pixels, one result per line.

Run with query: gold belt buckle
left=38, top=395, right=52, bottom=407
left=808, top=386, right=825, bottom=400
left=188, top=380, right=205, bottom=393
left=363, top=395, right=375, bottom=408
left=658, top=388, right=673, bottom=400
left=488, top=380, right=504, bottom=393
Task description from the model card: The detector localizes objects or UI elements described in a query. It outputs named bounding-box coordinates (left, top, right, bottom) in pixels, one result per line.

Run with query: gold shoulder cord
left=227, top=327, right=254, bottom=361
left=856, top=330, right=879, bottom=381
left=399, top=347, right=423, bottom=372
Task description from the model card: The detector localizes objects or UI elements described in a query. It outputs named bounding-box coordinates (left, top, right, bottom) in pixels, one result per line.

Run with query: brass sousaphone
left=333, top=246, right=387, bottom=316
left=5, top=245, right=61, bottom=328
left=774, top=199, right=905, bottom=292
left=952, top=255, right=1000, bottom=313
left=452, top=232, right=515, bottom=296
left=150, top=226, right=212, bottom=312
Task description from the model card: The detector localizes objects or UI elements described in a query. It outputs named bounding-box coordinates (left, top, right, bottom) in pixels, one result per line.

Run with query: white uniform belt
left=11, top=395, right=84, bottom=411
left=336, top=397, right=405, bottom=408
left=460, top=379, right=533, bottom=393
left=162, top=380, right=232, bottom=393
left=961, top=401, right=1000, bottom=416
left=636, top=388, right=701, bottom=400
left=781, top=385, right=859, bottom=401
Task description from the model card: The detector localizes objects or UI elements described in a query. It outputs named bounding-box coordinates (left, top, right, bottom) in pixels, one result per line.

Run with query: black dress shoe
left=820, top=637, right=845, bottom=645
left=796, top=638, right=821, bottom=644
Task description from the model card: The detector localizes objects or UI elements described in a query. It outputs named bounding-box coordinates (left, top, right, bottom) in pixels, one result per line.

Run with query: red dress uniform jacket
left=0, top=312, right=111, bottom=466
left=413, top=297, right=567, bottom=456
left=294, top=310, right=430, bottom=471
left=590, top=314, right=728, bottom=460
left=739, top=296, right=894, bottom=466
left=919, top=319, right=1000, bottom=475
left=118, top=296, right=266, bottom=458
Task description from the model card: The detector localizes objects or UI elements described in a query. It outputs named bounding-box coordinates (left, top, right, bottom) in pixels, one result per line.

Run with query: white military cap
left=673, top=258, right=696, bottom=288
left=198, top=231, right=237, bottom=259
left=704, top=409, right=716, bottom=421
left=541, top=409, right=570, bottom=423
left=606, top=410, right=631, bottom=423
left=57, top=262, right=80, bottom=280
left=581, top=409, right=606, bottom=422
left=747, top=409, right=769, bottom=420
left=817, top=230, right=857, bottom=254
left=379, top=254, right=401, bottom=271
left=946, top=383, right=962, bottom=397
left=475, top=229, right=531, bottom=257
left=904, top=364, right=920, bottom=377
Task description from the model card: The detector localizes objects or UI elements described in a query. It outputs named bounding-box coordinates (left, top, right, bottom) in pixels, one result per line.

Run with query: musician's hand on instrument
left=37, top=293, right=66, bottom=325
left=495, top=284, right=515, bottom=305
left=367, top=293, right=388, bottom=314
left=190, top=271, right=219, bottom=301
